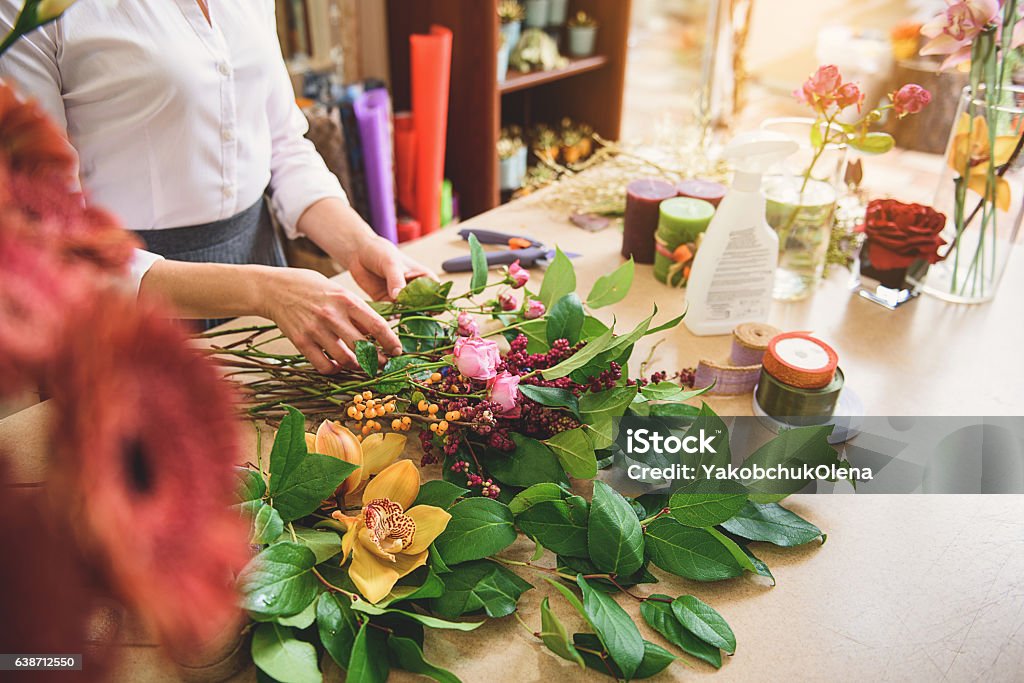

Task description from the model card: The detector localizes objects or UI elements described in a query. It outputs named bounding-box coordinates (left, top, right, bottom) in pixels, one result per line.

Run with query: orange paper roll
left=410, top=25, right=452, bottom=235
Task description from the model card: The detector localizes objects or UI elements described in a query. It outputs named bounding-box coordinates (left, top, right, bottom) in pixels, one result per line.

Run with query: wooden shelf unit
left=385, top=0, right=631, bottom=219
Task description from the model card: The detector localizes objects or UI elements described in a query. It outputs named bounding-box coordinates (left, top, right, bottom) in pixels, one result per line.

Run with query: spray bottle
left=683, top=131, right=798, bottom=336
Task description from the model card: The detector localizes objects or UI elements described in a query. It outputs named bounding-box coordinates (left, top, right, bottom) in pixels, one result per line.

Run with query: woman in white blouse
left=0, top=0, right=428, bottom=374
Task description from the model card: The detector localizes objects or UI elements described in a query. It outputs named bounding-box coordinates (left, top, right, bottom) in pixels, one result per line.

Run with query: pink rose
left=524, top=299, right=546, bottom=320
left=834, top=82, right=864, bottom=111
left=488, top=371, right=520, bottom=415
left=498, top=292, right=518, bottom=311
left=807, top=64, right=842, bottom=97
left=891, top=84, right=932, bottom=117
left=456, top=311, right=479, bottom=337
left=453, top=336, right=501, bottom=380
left=508, top=260, right=529, bottom=289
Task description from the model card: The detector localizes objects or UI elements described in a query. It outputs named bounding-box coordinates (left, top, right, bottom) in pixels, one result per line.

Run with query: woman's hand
left=346, top=233, right=437, bottom=302
left=258, top=267, right=403, bottom=374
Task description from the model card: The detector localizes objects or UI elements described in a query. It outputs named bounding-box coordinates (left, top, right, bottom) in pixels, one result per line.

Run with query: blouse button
left=218, top=62, right=232, bottom=77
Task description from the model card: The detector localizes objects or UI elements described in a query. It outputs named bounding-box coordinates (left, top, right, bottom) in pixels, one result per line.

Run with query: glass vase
left=764, top=176, right=838, bottom=301
left=910, top=85, right=1024, bottom=303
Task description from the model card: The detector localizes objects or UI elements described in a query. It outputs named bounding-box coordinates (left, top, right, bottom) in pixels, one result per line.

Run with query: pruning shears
left=441, top=228, right=581, bottom=273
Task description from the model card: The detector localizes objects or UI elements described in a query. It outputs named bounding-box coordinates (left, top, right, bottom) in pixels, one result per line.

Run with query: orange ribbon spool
left=762, top=332, right=838, bottom=390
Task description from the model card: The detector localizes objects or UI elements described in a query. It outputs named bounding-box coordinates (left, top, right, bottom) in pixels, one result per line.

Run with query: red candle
left=622, top=179, right=677, bottom=264
left=677, top=179, right=727, bottom=207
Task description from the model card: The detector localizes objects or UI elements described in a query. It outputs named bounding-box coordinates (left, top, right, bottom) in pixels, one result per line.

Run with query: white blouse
left=0, top=0, right=347, bottom=286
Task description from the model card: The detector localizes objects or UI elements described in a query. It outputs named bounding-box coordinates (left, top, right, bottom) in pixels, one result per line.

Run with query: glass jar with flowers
left=770, top=65, right=931, bottom=301
left=909, top=0, right=1024, bottom=303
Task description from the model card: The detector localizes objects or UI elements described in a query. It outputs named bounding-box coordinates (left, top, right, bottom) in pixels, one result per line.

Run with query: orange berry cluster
left=345, top=391, right=399, bottom=436
left=415, top=397, right=461, bottom=435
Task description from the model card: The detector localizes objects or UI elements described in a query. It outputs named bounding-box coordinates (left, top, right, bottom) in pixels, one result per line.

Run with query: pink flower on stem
left=456, top=311, right=479, bottom=337
left=834, top=82, right=865, bottom=111
left=453, top=336, right=501, bottom=380
left=891, top=84, right=933, bottom=116
left=920, top=0, right=1004, bottom=70
left=507, top=260, right=529, bottom=289
left=524, top=299, right=546, bottom=320
left=488, top=371, right=520, bottom=415
left=498, top=292, right=518, bottom=311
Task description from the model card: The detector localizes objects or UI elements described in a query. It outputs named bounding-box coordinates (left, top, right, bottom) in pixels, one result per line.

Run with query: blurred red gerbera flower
left=47, top=295, right=250, bottom=652
left=0, top=81, right=76, bottom=185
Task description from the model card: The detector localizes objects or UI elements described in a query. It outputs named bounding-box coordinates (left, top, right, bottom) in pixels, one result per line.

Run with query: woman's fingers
left=340, top=296, right=403, bottom=356
left=293, top=337, right=340, bottom=375
left=311, top=330, right=359, bottom=369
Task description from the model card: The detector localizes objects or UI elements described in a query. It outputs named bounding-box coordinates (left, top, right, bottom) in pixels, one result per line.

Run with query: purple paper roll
left=354, top=89, right=398, bottom=243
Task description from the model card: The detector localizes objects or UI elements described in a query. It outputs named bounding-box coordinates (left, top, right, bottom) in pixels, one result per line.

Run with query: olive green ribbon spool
left=755, top=366, right=845, bottom=424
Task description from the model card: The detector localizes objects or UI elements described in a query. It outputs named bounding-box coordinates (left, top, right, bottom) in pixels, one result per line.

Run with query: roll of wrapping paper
left=353, top=88, right=398, bottom=243
left=731, top=322, right=781, bottom=366
left=755, top=366, right=845, bottom=422
left=393, top=112, right=416, bottom=215
left=762, top=332, right=839, bottom=390
left=397, top=216, right=421, bottom=243
left=410, top=25, right=452, bottom=235
left=622, top=179, right=677, bottom=264
left=653, top=197, right=715, bottom=287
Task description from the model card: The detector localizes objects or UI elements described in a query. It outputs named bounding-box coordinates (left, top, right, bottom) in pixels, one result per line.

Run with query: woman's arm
left=138, top=260, right=404, bottom=374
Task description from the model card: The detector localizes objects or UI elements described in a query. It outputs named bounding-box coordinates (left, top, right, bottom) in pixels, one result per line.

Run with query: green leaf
left=251, top=623, right=321, bottom=683
left=640, top=597, right=722, bottom=668
left=468, top=233, right=488, bottom=294
left=539, top=597, right=585, bottom=667
left=586, top=258, right=635, bottom=308
left=649, top=403, right=700, bottom=417
left=238, top=542, right=319, bottom=617
left=508, top=483, right=567, bottom=515
left=573, top=633, right=677, bottom=679
left=396, top=277, right=451, bottom=308
left=514, top=318, right=549, bottom=353
left=645, top=312, right=686, bottom=336
left=680, top=403, right=731, bottom=472
left=388, top=636, right=461, bottom=683
left=400, top=317, right=447, bottom=353
left=348, top=621, right=390, bottom=683
left=518, top=384, right=580, bottom=417
left=669, top=479, right=748, bottom=528
left=671, top=596, right=736, bottom=653
left=268, top=407, right=308, bottom=495
left=545, top=577, right=587, bottom=618
left=583, top=415, right=616, bottom=450
left=545, top=427, right=597, bottom=479
left=277, top=595, right=318, bottom=629
left=849, top=131, right=894, bottom=155
left=546, top=293, right=585, bottom=345
left=538, top=247, right=576, bottom=307
left=540, top=327, right=615, bottom=380
left=412, top=480, right=469, bottom=509
left=706, top=527, right=757, bottom=574
left=252, top=504, right=284, bottom=545
left=280, top=527, right=343, bottom=564
left=576, top=576, right=645, bottom=680
left=238, top=467, right=267, bottom=502
left=317, top=592, right=359, bottom=669
left=430, top=560, right=533, bottom=618
left=433, top=498, right=517, bottom=565
left=644, top=517, right=744, bottom=582
left=720, top=501, right=824, bottom=546
left=516, top=499, right=589, bottom=557
left=579, top=385, right=639, bottom=423
left=481, top=433, right=568, bottom=487
left=588, top=481, right=644, bottom=576
left=352, top=598, right=484, bottom=631
left=741, top=425, right=839, bottom=502
left=355, top=340, right=379, bottom=378
left=379, top=569, right=446, bottom=606
left=640, top=382, right=706, bottom=402
left=558, top=555, right=658, bottom=590
left=272, top=452, right=359, bottom=522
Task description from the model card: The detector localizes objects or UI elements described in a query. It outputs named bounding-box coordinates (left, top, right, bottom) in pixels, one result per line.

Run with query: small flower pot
left=499, top=147, right=528, bottom=191
left=548, top=0, right=570, bottom=25
left=497, top=41, right=511, bottom=83
left=524, top=0, right=549, bottom=28
left=568, top=25, right=598, bottom=58
left=499, top=20, right=522, bottom=52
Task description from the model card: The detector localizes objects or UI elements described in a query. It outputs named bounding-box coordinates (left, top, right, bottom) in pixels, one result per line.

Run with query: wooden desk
left=2, top=155, right=1023, bottom=680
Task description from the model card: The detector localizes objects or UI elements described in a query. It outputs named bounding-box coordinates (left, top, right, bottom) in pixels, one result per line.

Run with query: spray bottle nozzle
left=725, top=131, right=799, bottom=174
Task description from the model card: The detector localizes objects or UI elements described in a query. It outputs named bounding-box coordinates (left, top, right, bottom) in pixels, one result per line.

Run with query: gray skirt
left=134, top=198, right=287, bottom=329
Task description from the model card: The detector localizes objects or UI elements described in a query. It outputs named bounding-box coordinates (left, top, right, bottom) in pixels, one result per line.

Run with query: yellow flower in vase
left=330, top=460, right=451, bottom=603
left=948, top=113, right=1016, bottom=211
left=304, top=419, right=407, bottom=497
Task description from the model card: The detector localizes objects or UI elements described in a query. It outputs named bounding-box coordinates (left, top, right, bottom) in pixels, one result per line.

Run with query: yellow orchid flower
left=330, top=460, right=451, bottom=603
left=948, top=114, right=1015, bottom=211
left=37, top=0, right=78, bottom=21
left=304, top=420, right=406, bottom=497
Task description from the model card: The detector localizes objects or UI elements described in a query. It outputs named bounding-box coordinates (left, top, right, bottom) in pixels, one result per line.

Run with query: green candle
left=654, top=197, right=715, bottom=286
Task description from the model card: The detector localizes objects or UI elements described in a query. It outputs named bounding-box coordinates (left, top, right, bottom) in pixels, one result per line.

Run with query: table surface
left=2, top=150, right=1023, bottom=681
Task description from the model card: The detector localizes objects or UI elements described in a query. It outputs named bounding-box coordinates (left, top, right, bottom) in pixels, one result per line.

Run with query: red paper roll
left=410, top=25, right=452, bottom=235
left=394, top=112, right=416, bottom=216
left=762, top=332, right=838, bottom=390
left=397, top=217, right=422, bottom=243
left=677, top=179, right=727, bottom=207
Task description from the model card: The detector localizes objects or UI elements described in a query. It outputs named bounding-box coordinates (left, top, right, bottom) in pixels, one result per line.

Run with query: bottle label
left=704, top=227, right=774, bottom=321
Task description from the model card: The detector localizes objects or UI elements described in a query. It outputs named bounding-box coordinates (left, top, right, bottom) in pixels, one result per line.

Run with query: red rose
left=863, top=199, right=947, bottom=270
